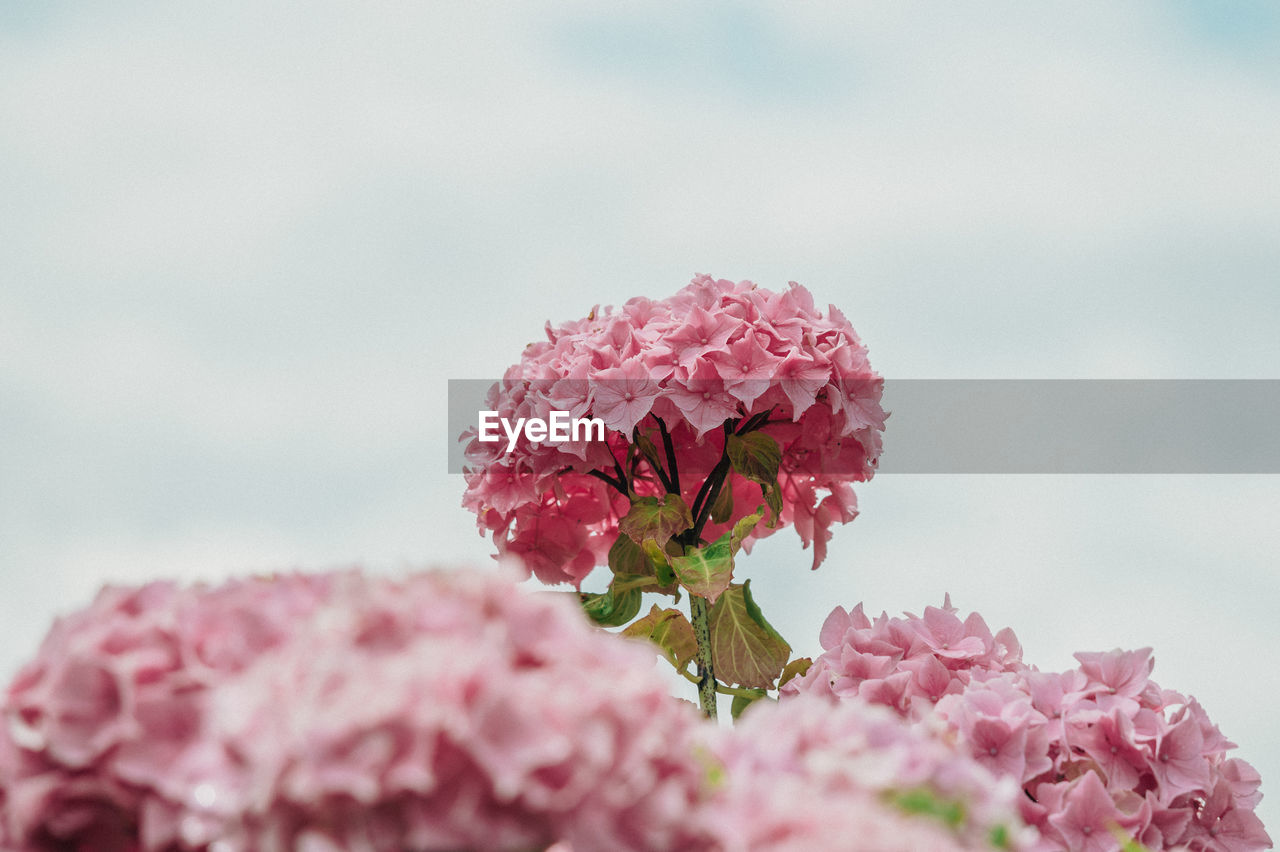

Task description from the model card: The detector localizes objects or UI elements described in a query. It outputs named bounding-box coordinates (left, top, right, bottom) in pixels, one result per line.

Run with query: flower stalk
left=688, top=593, right=717, bottom=718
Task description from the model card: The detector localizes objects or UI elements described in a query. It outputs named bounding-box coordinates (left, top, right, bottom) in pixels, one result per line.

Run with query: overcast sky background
left=2, top=0, right=1278, bottom=832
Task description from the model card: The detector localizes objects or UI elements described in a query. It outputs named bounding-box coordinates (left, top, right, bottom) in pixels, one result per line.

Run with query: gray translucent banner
left=448, top=379, right=1280, bottom=474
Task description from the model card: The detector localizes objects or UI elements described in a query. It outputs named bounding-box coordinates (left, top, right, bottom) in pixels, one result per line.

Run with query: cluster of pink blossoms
left=0, top=569, right=710, bottom=851
left=785, top=598, right=1271, bottom=852
left=703, top=694, right=1035, bottom=851
left=0, top=566, right=1047, bottom=852
left=461, top=274, right=886, bottom=586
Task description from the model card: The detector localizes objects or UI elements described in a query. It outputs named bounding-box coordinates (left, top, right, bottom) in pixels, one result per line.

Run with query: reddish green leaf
left=640, top=538, right=677, bottom=587
left=622, top=605, right=698, bottom=670
left=708, top=581, right=791, bottom=689
left=762, top=482, right=784, bottom=527
left=669, top=535, right=734, bottom=603
left=619, top=494, right=693, bottom=550
left=729, top=509, right=764, bottom=551
left=608, top=531, right=649, bottom=576
left=709, top=480, right=734, bottom=524
left=726, top=432, right=784, bottom=526
left=634, top=430, right=665, bottom=476
left=726, top=431, right=781, bottom=487
left=778, top=657, right=813, bottom=688
left=607, top=533, right=677, bottom=596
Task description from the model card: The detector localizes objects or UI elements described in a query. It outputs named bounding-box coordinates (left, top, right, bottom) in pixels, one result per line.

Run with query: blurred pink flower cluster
left=0, top=569, right=710, bottom=851
left=0, top=567, right=1046, bottom=851
left=461, top=274, right=886, bottom=585
left=786, top=598, right=1271, bottom=852
left=702, top=693, right=1034, bottom=851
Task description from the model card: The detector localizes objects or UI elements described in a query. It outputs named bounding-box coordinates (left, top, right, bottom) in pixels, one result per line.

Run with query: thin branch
left=688, top=456, right=731, bottom=544
left=635, top=424, right=675, bottom=493
left=604, top=441, right=631, bottom=496
left=735, top=407, right=775, bottom=435
left=586, top=468, right=628, bottom=496
left=655, top=416, right=680, bottom=495
left=651, top=465, right=674, bottom=494
left=687, top=423, right=733, bottom=527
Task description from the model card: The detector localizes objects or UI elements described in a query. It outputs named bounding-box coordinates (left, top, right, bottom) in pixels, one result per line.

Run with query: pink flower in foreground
left=0, top=568, right=710, bottom=851
left=701, top=694, right=1036, bottom=851
left=2, top=569, right=1053, bottom=852
left=461, top=274, right=886, bottom=586
left=786, top=596, right=1272, bottom=852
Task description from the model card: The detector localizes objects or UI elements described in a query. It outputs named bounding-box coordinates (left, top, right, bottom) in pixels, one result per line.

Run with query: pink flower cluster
left=0, top=566, right=1048, bottom=852
left=461, top=274, right=886, bottom=586
left=702, top=694, right=1035, bottom=851
left=785, top=598, right=1271, bottom=852
left=0, top=568, right=710, bottom=851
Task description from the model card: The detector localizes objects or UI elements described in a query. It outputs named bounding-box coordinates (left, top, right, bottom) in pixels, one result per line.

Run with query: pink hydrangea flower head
left=461, top=275, right=886, bottom=587
left=701, top=694, right=1036, bottom=851
left=0, top=568, right=712, bottom=851
left=786, top=597, right=1273, bottom=852
left=786, top=595, right=1024, bottom=720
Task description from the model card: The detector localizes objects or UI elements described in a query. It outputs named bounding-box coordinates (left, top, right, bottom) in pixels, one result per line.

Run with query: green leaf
left=726, top=432, right=783, bottom=527
left=607, top=533, right=678, bottom=596
left=619, top=494, right=693, bottom=550
left=729, top=509, right=764, bottom=551
left=608, top=531, right=649, bottom=576
left=729, top=688, right=768, bottom=720
left=726, top=432, right=781, bottom=487
left=668, top=534, right=735, bottom=603
left=634, top=431, right=664, bottom=476
left=580, top=580, right=642, bottom=627
left=708, top=581, right=791, bottom=689
left=709, top=480, right=734, bottom=524
left=641, top=538, right=677, bottom=587
left=778, top=656, right=813, bottom=688
left=889, top=788, right=966, bottom=828
left=622, top=605, right=698, bottom=670
left=762, top=482, right=783, bottom=527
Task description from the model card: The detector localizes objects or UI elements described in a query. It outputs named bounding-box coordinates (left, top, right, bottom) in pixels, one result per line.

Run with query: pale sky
left=2, top=1, right=1279, bottom=832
